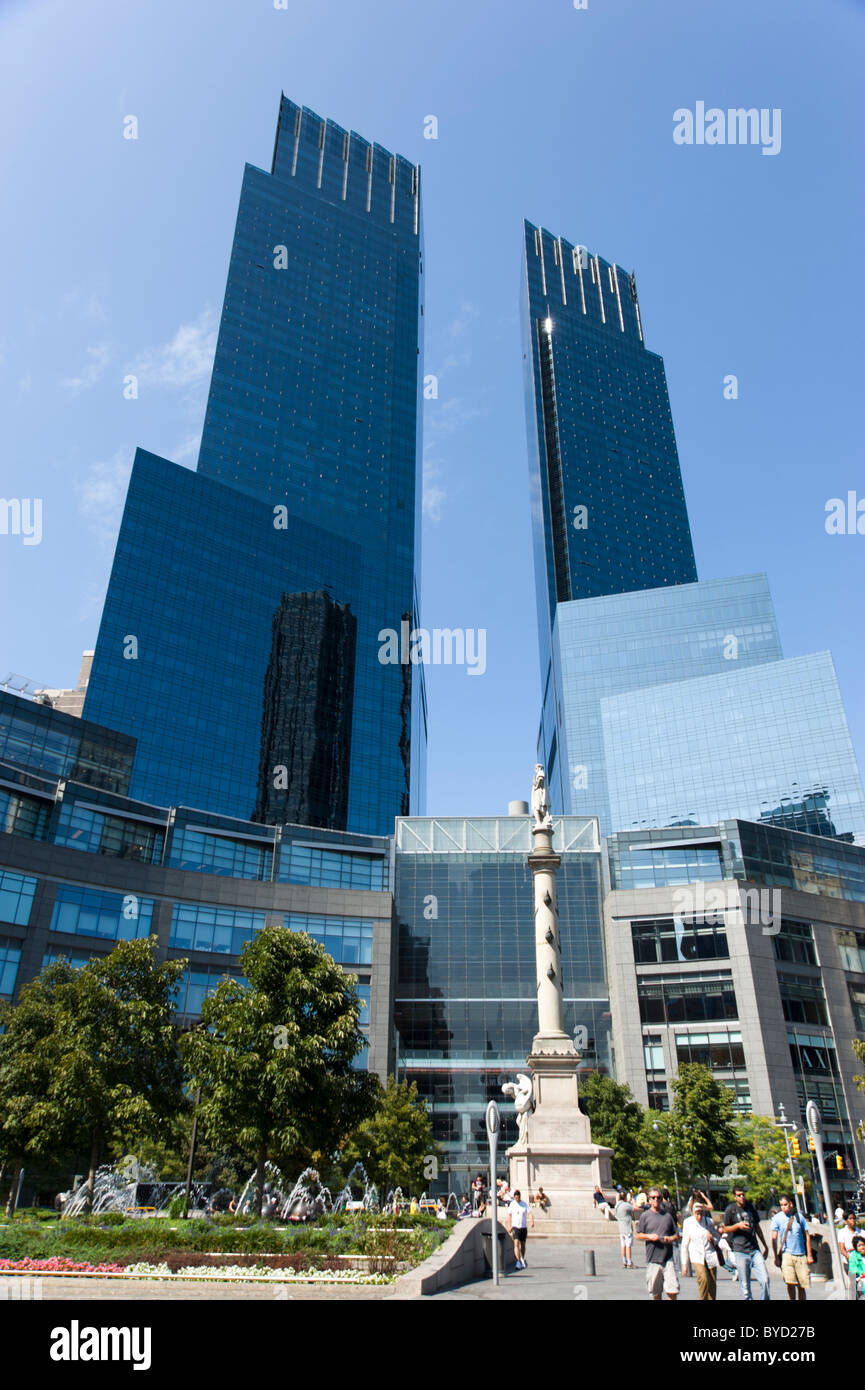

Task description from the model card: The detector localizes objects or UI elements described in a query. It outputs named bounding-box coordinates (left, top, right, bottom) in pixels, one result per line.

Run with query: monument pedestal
left=507, top=1039, right=613, bottom=1221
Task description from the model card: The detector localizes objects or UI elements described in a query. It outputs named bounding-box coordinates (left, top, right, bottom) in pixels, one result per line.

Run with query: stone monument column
left=504, top=766, right=613, bottom=1233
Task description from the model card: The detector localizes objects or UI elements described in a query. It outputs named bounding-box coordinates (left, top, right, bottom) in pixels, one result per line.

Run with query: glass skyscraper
left=523, top=222, right=865, bottom=844
left=84, top=96, right=426, bottom=836
left=393, top=814, right=609, bottom=1186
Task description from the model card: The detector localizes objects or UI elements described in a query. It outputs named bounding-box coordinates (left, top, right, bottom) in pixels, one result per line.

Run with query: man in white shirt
left=507, top=1189, right=534, bottom=1269
left=681, top=1201, right=721, bottom=1301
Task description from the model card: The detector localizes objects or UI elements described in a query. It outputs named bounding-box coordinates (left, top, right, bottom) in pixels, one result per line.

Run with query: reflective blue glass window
left=170, top=828, right=272, bottom=881
left=0, top=786, right=50, bottom=840
left=55, top=801, right=163, bottom=864
left=50, top=885, right=153, bottom=940
left=279, top=844, right=385, bottom=891
left=0, top=870, right=37, bottom=926
left=169, top=903, right=266, bottom=955
left=285, top=913, right=373, bottom=966
left=0, top=937, right=22, bottom=995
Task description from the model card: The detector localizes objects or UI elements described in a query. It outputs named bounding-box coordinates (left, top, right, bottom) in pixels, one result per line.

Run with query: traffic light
left=791, top=1135, right=801, bottom=1157
left=808, top=1135, right=816, bottom=1152
left=836, top=1154, right=845, bottom=1172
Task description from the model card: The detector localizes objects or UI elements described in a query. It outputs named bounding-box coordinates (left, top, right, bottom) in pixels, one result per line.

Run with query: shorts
left=646, top=1260, right=680, bottom=1297
left=511, top=1226, right=528, bottom=1242
left=781, top=1253, right=810, bottom=1288
left=618, top=1229, right=634, bottom=1248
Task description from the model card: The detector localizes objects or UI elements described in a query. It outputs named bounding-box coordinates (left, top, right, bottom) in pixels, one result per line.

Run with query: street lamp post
left=775, top=1102, right=805, bottom=1219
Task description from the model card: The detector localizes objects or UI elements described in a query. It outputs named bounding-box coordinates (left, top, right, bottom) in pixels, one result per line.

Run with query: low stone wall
left=390, top=1217, right=516, bottom=1298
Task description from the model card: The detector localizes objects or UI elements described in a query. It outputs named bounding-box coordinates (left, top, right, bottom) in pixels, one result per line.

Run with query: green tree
left=0, top=960, right=77, bottom=1216
left=342, top=1075, right=440, bottom=1195
left=854, top=1040, right=865, bottom=1144
left=180, top=925, right=378, bottom=1216
left=635, top=1110, right=678, bottom=1191
left=1, top=942, right=185, bottom=1212
left=731, top=1114, right=808, bottom=1207
left=667, top=1064, right=745, bottom=1189
left=579, top=1071, right=644, bottom=1189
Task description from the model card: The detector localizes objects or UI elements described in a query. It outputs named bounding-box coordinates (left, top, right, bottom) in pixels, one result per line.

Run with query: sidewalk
left=429, top=1238, right=831, bottom=1301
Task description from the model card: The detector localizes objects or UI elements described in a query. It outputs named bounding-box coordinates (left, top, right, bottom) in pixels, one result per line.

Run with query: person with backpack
left=770, top=1194, right=814, bottom=1300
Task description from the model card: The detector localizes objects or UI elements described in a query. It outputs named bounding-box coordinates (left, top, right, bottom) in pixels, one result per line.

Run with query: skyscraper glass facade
left=85, top=96, right=425, bottom=835
left=393, top=815, right=609, bottom=1188
left=523, top=224, right=865, bottom=847
left=602, top=652, right=865, bottom=842
left=540, top=573, right=782, bottom=828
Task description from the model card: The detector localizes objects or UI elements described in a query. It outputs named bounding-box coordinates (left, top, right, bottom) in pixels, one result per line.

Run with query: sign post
left=486, top=1100, right=501, bottom=1286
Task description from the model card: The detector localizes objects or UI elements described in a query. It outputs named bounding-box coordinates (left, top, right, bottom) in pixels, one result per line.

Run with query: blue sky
left=1, top=0, right=863, bottom=818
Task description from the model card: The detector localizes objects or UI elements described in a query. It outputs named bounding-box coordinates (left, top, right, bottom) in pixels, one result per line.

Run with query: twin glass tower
left=84, top=97, right=426, bottom=837
left=83, top=96, right=865, bottom=848
left=522, top=222, right=865, bottom=844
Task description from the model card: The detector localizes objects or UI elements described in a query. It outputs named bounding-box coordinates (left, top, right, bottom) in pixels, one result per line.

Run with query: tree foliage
left=579, top=1071, right=644, bottom=1188
left=853, top=1039, right=865, bottom=1144
left=342, top=1075, right=439, bottom=1194
left=0, top=941, right=185, bottom=1211
left=180, top=926, right=378, bottom=1215
left=667, top=1064, right=745, bottom=1186
left=730, top=1114, right=809, bottom=1206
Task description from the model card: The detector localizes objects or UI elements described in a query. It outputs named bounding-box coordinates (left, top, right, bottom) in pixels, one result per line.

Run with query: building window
left=279, top=843, right=385, bottom=891
left=638, top=975, right=737, bottom=1024
left=848, top=981, right=865, bottom=1032
left=170, top=827, right=272, bottom=881
left=631, top=916, right=728, bottom=964
left=0, top=786, right=50, bottom=840
left=836, top=928, right=865, bottom=974
left=614, top=844, right=723, bottom=890
left=175, top=965, right=246, bottom=1018
left=0, top=869, right=37, bottom=926
left=0, top=936, right=22, bottom=995
left=643, top=1035, right=664, bottom=1070
left=50, top=884, right=154, bottom=941
left=778, top=974, right=829, bottom=1027
left=169, top=903, right=266, bottom=955
left=42, top=948, right=98, bottom=970
left=788, top=1031, right=838, bottom=1076
left=675, top=1030, right=745, bottom=1069
left=55, top=801, right=164, bottom=864
left=773, top=920, right=817, bottom=967
left=647, top=1080, right=669, bottom=1111
left=285, top=913, right=373, bottom=965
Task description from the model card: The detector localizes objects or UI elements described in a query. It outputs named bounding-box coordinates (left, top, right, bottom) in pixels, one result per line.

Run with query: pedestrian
left=615, top=1190, right=635, bottom=1268
left=507, top=1188, right=534, bottom=1269
left=839, top=1211, right=861, bottom=1275
left=632, top=1186, right=648, bottom=1213
left=593, top=1184, right=615, bottom=1220
left=720, top=1186, right=771, bottom=1301
left=471, top=1174, right=484, bottom=1215
left=636, top=1187, right=680, bottom=1300
left=848, top=1236, right=865, bottom=1299
left=681, top=1201, right=721, bottom=1301
left=659, top=1188, right=682, bottom=1275
left=770, top=1194, right=814, bottom=1301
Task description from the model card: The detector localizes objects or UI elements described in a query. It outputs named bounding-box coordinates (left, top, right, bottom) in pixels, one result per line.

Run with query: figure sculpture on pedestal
left=531, top=764, right=553, bottom=830
left=502, top=1073, right=535, bottom=1146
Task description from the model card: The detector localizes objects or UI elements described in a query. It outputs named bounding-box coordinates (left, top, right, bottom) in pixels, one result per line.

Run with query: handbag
left=774, top=1213, right=795, bottom=1267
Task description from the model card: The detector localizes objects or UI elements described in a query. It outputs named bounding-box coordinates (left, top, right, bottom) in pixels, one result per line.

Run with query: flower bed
left=0, top=1257, right=126, bottom=1274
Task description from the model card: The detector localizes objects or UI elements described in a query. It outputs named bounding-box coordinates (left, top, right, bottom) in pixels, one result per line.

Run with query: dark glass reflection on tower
left=254, top=591, right=357, bottom=829
left=84, top=97, right=426, bottom=834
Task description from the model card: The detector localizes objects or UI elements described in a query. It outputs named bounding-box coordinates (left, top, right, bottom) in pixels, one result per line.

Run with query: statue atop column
left=531, top=763, right=553, bottom=831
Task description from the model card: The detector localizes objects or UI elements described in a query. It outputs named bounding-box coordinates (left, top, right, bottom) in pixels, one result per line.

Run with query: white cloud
left=422, top=458, right=446, bottom=522
left=75, top=450, right=133, bottom=548
left=129, top=307, right=217, bottom=390
left=63, top=343, right=111, bottom=393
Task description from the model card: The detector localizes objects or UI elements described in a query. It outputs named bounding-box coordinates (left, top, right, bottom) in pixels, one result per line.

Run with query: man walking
left=615, top=1190, right=635, bottom=1268
left=720, top=1186, right=771, bottom=1300
left=507, top=1189, right=533, bottom=1269
left=636, top=1188, right=680, bottom=1300
left=770, top=1194, right=814, bottom=1301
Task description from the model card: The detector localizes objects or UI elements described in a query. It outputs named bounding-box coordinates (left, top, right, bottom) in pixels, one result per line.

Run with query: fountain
left=332, top=1161, right=375, bottom=1212
left=445, top=1192, right=460, bottom=1217
left=235, top=1160, right=285, bottom=1216
left=279, top=1167, right=332, bottom=1222
left=60, top=1159, right=210, bottom=1217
